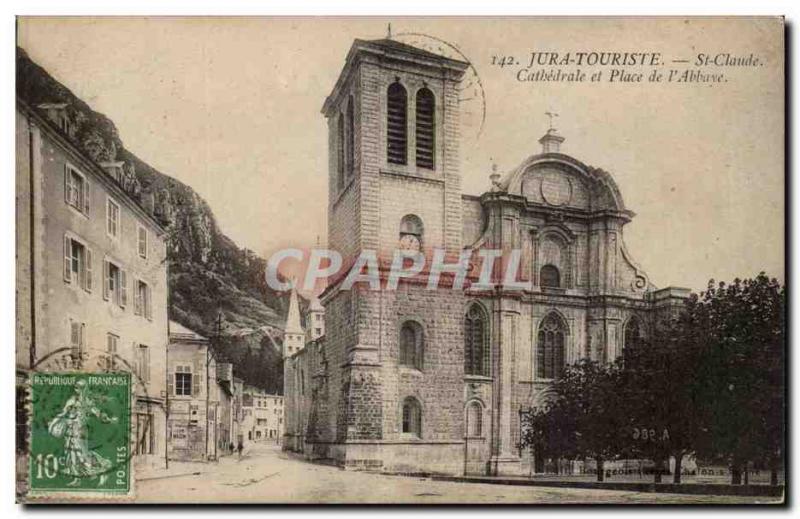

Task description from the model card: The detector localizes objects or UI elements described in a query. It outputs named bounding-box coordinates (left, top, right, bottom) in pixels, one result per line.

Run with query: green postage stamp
left=28, top=372, right=131, bottom=495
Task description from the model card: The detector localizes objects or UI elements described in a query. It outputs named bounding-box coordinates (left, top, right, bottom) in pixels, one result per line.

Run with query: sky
left=16, top=16, right=784, bottom=292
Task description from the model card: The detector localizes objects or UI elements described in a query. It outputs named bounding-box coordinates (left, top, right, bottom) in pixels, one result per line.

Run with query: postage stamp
left=28, top=372, right=131, bottom=494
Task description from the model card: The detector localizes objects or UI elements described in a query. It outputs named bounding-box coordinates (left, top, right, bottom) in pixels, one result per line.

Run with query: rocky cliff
left=17, top=47, right=292, bottom=393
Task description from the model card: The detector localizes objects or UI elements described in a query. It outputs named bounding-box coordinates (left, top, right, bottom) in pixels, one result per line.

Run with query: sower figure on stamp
left=47, top=379, right=118, bottom=487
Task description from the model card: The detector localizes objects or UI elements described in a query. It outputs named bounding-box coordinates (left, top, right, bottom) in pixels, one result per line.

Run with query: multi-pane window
left=464, top=304, right=489, bottom=377
left=64, top=165, right=90, bottom=214
left=466, top=401, right=483, bottom=437
left=137, top=226, right=148, bottom=259
left=415, top=88, right=435, bottom=169
left=174, top=366, right=192, bottom=396
left=63, top=236, right=92, bottom=292
left=134, top=279, right=152, bottom=319
left=537, top=313, right=567, bottom=379
left=402, top=397, right=422, bottom=437
left=399, top=321, right=424, bottom=370
left=137, top=344, right=151, bottom=383
left=540, top=264, right=561, bottom=288
left=103, top=260, right=127, bottom=308
left=106, top=333, right=119, bottom=370
left=106, top=197, right=120, bottom=238
left=387, top=82, right=408, bottom=165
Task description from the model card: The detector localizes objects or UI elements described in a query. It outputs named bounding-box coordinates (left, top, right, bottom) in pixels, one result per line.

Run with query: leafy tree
left=689, top=274, right=785, bottom=485
left=521, top=360, right=627, bottom=482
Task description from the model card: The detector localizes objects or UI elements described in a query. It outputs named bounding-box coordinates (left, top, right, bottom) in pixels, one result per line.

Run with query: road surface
left=136, top=443, right=779, bottom=504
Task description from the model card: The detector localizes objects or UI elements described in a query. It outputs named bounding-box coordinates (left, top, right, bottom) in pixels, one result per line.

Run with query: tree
left=521, top=360, right=627, bottom=482
left=689, top=274, right=785, bottom=485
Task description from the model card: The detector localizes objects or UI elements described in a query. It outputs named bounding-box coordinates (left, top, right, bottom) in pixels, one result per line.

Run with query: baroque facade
left=283, top=37, right=688, bottom=476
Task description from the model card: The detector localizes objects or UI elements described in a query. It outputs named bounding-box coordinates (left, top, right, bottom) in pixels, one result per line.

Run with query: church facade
left=282, top=37, right=688, bottom=476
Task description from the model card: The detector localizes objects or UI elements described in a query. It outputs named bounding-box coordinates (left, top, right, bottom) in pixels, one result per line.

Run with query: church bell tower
left=321, top=36, right=470, bottom=263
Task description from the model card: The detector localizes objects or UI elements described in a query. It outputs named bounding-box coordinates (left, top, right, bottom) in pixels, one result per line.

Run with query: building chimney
left=99, top=161, right=125, bottom=183
left=538, top=128, right=565, bottom=154
left=36, top=102, right=70, bottom=134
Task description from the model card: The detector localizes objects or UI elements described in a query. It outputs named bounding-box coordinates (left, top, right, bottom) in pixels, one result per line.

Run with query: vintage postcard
left=14, top=16, right=785, bottom=504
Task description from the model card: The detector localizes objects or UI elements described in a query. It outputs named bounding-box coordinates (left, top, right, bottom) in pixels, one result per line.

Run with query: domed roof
left=496, top=148, right=629, bottom=214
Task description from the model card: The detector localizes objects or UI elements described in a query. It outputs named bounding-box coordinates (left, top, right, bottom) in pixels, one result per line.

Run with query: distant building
left=167, top=321, right=231, bottom=461
left=16, top=98, right=170, bottom=470
left=241, top=386, right=284, bottom=443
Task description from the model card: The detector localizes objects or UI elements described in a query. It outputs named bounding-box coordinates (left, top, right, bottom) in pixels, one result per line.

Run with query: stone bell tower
left=321, top=36, right=470, bottom=263
left=317, top=37, right=471, bottom=469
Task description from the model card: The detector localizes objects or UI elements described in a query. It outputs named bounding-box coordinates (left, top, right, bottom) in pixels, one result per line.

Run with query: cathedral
left=282, top=37, right=688, bottom=476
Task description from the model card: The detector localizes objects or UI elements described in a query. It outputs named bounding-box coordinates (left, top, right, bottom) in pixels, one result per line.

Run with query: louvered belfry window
left=387, top=81, right=408, bottom=165
left=415, top=87, right=435, bottom=169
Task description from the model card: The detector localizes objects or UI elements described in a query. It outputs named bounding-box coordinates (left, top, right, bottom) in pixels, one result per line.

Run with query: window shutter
left=80, top=322, right=86, bottom=352
left=134, top=283, right=140, bottom=315
left=143, top=346, right=150, bottom=382
left=83, top=178, right=91, bottom=214
left=192, top=368, right=201, bottom=397
left=64, top=165, right=70, bottom=204
left=145, top=285, right=152, bottom=320
left=64, top=236, right=72, bottom=283
left=167, top=372, right=174, bottom=395
left=102, top=260, right=110, bottom=300
left=84, top=248, right=93, bottom=292
left=119, top=270, right=128, bottom=307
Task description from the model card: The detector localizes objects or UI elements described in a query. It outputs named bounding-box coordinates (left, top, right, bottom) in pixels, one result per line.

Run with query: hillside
left=16, top=47, right=294, bottom=393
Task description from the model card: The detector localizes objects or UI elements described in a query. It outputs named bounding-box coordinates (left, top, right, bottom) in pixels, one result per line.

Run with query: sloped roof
left=169, top=320, right=208, bottom=342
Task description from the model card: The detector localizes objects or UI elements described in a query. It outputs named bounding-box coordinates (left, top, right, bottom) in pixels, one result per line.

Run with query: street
left=136, top=443, right=779, bottom=504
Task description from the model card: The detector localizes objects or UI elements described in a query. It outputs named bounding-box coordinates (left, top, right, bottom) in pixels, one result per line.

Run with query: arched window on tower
left=346, top=97, right=355, bottom=178
left=415, top=87, right=435, bottom=169
left=399, top=320, right=424, bottom=370
left=540, top=264, right=561, bottom=288
left=466, top=400, right=483, bottom=437
left=336, top=114, right=345, bottom=190
left=536, top=313, right=567, bottom=379
left=623, top=316, right=645, bottom=363
left=387, top=82, right=408, bottom=165
left=465, top=304, right=489, bottom=377
left=399, top=214, right=424, bottom=252
left=402, top=397, right=422, bottom=437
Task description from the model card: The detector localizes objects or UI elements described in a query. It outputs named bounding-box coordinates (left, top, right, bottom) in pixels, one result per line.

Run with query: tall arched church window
left=415, top=87, right=435, bottom=169
left=537, top=313, right=567, bottom=379
left=399, top=320, right=424, bottom=370
left=399, top=214, right=424, bottom=252
left=387, top=82, right=408, bottom=165
left=540, top=264, right=561, bottom=288
left=336, top=114, right=345, bottom=190
left=346, top=97, right=355, bottom=178
left=464, top=304, right=489, bottom=377
left=402, top=397, right=422, bottom=437
left=623, top=316, right=645, bottom=362
left=466, top=400, right=483, bottom=437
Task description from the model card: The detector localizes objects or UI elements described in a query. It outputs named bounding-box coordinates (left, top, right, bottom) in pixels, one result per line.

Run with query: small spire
left=545, top=111, right=559, bottom=131
left=284, top=284, right=303, bottom=335
left=387, top=23, right=392, bottom=40
left=489, top=160, right=501, bottom=191
left=539, top=113, right=565, bottom=153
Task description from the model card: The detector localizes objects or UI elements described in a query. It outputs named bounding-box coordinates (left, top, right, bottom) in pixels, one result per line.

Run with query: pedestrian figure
left=237, top=440, right=244, bottom=459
